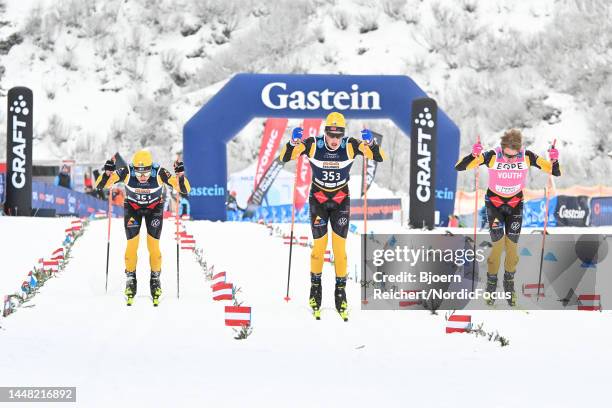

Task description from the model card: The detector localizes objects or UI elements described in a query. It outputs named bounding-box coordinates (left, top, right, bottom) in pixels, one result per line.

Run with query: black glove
left=104, top=159, right=116, bottom=172
left=174, top=160, right=185, bottom=174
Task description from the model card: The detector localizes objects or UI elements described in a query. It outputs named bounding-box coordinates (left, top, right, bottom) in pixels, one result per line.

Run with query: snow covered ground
left=0, top=217, right=72, bottom=296
left=1, top=216, right=611, bottom=407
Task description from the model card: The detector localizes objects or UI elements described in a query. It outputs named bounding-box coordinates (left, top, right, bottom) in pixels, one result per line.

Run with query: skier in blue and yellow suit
left=96, top=150, right=191, bottom=306
left=280, top=112, right=385, bottom=320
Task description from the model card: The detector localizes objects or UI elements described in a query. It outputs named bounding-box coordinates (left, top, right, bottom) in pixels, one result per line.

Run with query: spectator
left=179, top=195, right=191, bottom=217
left=55, top=165, right=72, bottom=189
left=226, top=191, right=245, bottom=221
left=479, top=206, right=487, bottom=229
left=111, top=188, right=125, bottom=206
left=91, top=170, right=105, bottom=199
left=84, top=172, right=94, bottom=195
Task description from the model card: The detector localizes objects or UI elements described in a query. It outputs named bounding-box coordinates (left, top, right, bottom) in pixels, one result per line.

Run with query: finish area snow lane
left=0, top=219, right=609, bottom=407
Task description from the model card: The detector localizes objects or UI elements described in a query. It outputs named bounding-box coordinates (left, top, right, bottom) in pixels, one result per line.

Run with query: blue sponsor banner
left=0, top=173, right=5, bottom=204
left=184, top=74, right=460, bottom=222
left=590, top=197, right=612, bottom=226
left=522, top=196, right=557, bottom=228
left=228, top=204, right=310, bottom=223
left=31, top=181, right=123, bottom=217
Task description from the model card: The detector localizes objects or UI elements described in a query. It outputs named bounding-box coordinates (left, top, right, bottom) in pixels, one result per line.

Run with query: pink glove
left=548, top=147, right=559, bottom=161
left=472, top=141, right=483, bottom=157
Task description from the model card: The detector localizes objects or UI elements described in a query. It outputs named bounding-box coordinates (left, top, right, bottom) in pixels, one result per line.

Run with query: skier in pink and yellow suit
left=455, top=129, right=560, bottom=306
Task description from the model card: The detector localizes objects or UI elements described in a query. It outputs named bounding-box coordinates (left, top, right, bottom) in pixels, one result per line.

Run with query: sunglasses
left=503, top=152, right=519, bottom=159
left=135, top=170, right=151, bottom=178
left=326, top=131, right=343, bottom=139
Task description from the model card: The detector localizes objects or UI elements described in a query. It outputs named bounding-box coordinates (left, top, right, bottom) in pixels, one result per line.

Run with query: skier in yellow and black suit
left=280, top=112, right=385, bottom=320
left=96, top=150, right=191, bottom=306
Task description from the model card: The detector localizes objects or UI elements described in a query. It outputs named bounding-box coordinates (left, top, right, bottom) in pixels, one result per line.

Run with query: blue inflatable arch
left=183, top=74, right=460, bottom=222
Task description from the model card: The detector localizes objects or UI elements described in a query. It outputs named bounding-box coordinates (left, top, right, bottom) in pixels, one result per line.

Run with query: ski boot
left=125, top=271, right=137, bottom=306
left=503, top=271, right=517, bottom=307
left=309, top=273, right=322, bottom=320
left=485, top=274, right=497, bottom=306
left=150, top=271, right=162, bottom=307
left=335, top=277, right=348, bottom=322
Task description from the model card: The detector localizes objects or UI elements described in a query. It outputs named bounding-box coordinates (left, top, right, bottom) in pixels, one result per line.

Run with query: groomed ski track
left=0, top=217, right=610, bottom=407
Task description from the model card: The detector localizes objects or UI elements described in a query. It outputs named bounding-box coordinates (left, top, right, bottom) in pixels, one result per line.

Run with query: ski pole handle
left=548, top=139, right=559, bottom=161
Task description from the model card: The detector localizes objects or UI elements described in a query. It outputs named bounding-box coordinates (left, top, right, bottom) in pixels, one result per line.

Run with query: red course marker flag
left=446, top=314, right=472, bottom=333
left=324, top=250, right=333, bottom=263
left=522, top=283, right=545, bottom=298
left=210, top=272, right=226, bottom=287
left=212, top=282, right=233, bottom=301
left=283, top=235, right=297, bottom=246
left=224, top=305, right=252, bottom=327
left=398, top=290, right=420, bottom=307
left=578, top=294, right=601, bottom=311
left=51, top=248, right=64, bottom=260
left=180, top=236, right=196, bottom=251
left=42, top=260, right=59, bottom=273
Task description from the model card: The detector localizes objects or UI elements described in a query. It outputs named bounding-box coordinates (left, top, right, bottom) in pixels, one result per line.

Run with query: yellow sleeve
left=94, top=172, right=120, bottom=189
left=358, top=142, right=386, bottom=161
left=279, top=142, right=306, bottom=161
left=167, top=175, right=191, bottom=195
left=536, top=156, right=551, bottom=173
left=525, top=150, right=561, bottom=176
left=466, top=155, right=484, bottom=170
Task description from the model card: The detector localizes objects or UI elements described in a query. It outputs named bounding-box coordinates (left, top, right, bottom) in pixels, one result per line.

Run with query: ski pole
left=536, top=139, right=556, bottom=300
left=175, top=188, right=180, bottom=300
left=471, top=135, right=480, bottom=293
left=105, top=186, right=113, bottom=293
left=174, top=155, right=183, bottom=299
left=362, top=132, right=369, bottom=305
left=284, top=142, right=301, bottom=303
left=284, top=172, right=300, bottom=302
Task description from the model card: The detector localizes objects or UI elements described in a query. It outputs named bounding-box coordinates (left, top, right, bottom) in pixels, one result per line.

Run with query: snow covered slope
left=0, top=0, right=610, bottom=189
left=1, top=217, right=610, bottom=407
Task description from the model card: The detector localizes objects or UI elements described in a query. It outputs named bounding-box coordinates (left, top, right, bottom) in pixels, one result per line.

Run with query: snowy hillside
left=1, top=216, right=610, bottom=406
left=0, top=0, right=611, bottom=190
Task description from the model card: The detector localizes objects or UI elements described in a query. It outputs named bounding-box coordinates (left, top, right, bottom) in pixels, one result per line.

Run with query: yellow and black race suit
left=280, top=135, right=385, bottom=277
left=95, top=164, right=191, bottom=273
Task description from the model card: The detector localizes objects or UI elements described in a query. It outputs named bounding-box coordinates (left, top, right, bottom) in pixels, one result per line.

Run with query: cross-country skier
left=455, top=129, right=560, bottom=306
left=279, top=112, right=385, bottom=320
left=95, top=150, right=191, bottom=306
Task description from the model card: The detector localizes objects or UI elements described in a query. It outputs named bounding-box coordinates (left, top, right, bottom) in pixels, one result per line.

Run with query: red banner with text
left=294, top=119, right=322, bottom=210
left=254, top=118, right=288, bottom=189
